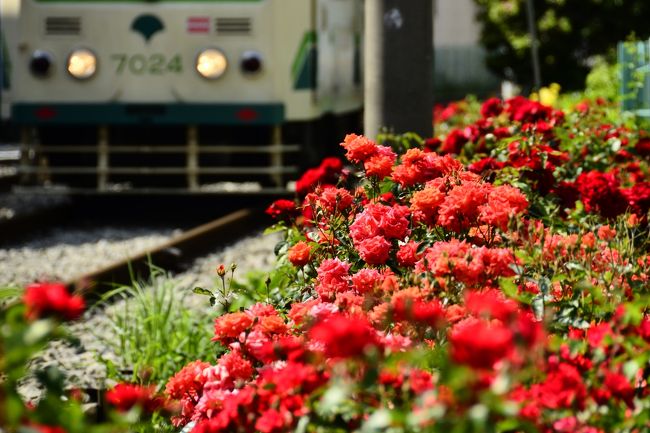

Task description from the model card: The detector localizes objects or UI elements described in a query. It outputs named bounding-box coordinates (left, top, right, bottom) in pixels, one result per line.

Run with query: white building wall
left=434, top=0, right=481, bottom=47
left=432, top=0, right=499, bottom=100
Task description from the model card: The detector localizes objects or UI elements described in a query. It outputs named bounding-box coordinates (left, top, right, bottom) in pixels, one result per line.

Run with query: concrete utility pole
left=364, top=0, right=434, bottom=140
left=525, top=0, right=542, bottom=91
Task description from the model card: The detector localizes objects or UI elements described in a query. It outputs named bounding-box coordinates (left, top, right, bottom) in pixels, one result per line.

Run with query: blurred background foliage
left=473, top=0, right=650, bottom=91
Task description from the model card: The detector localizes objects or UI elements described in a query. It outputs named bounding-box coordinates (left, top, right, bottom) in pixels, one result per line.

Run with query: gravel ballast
left=9, top=226, right=282, bottom=403
left=0, top=226, right=181, bottom=288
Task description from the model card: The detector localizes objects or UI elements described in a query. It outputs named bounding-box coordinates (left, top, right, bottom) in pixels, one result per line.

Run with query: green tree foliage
left=474, top=0, right=650, bottom=90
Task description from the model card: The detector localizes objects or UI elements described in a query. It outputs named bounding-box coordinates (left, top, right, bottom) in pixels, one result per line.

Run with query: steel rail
left=65, top=207, right=268, bottom=303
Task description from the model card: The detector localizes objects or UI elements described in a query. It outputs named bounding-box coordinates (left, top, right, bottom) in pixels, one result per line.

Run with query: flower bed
left=2, top=95, right=649, bottom=433
left=164, top=96, right=649, bottom=433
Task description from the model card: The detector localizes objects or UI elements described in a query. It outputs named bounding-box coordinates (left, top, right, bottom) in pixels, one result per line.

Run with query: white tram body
left=1, top=0, right=20, bottom=121
left=9, top=0, right=363, bottom=191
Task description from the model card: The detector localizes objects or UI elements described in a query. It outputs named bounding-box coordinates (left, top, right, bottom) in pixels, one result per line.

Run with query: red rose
left=434, top=102, right=460, bottom=123
left=552, top=181, right=580, bottom=211
left=424, top=137, right=442, bottom=152
left=340, top=133, right=378, bottom=163
left=464, top=289, right=518, bottom=322
left=468, top=157, right=504, bottom=174
left=288, top=241, right=312, bottom=267
left=295, top=157, right=343, bottom=196
left=356, top=236, right=391, bottom=265
left=575, top=170, right=628, bottom=218
left=622, top=181, right=650, bottom=216
left=23, top=282, right=85, bottom=321
left=351, top=268, right=382, bottom=294
left=295, top=167, right=325, bottom=196
left=449, top=317, right=514, bottom=369
left=440, top=128, right=470, bottom=155
left=265, top=199, right=299, bottom=221
left=309, top=314, right=381, bottom=358
left=535, top=363, right=587, bottom=410
left=213, top=312, right=254, bottom=343
left=480, top=97, right=503, bottom=118
left=319, top=156, right=343, bottom=178
left=634, top=137, right=650, bottom=157
left=315, top=187, right=354, bottom=213
left=504, top=96, right=552, bottom=123
left=165, top=360, right=210, bottom=400
left=363, top=145, right=396, bottom=179
left=408, top=369, right=435, bottom=394
left=106, top=383, right=162, bottom=414
left=604, top=371, right=635, bottom=407
left=255, top=409, right=285, bottom=433
left=218, top=350, right=254, bottom=383
left=315, top=258, right=350, bottom=300
left=639, top=316, right=650, bottom=341
left=478, top=184, right=529, bottom=230
left=396, top=241, right=421, bottom=267
left=393, top=298, right=445, bottom=328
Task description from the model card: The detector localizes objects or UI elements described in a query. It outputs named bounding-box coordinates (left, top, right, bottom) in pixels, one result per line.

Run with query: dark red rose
left=309, top=314, right=381, bottom=358
left=106, top=383, right=163, bottom=414
left=480, top=97, right=503, bottom=118
left=23, top=282, right=85, bottom=321
left=265, top=199, right=300, bottom=221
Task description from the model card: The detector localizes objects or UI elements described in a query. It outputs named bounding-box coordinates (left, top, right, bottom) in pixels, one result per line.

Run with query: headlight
left=196, top=48, right=227, bottom=79
left=30, top=50, right=54, bottom=78
left=240, top=51, right=263, bottom=75
left=67, top=48, right=97, bottom=80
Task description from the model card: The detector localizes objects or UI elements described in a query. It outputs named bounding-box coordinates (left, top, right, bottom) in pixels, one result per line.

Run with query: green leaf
left=514, top=250, right=532, bottom=264
left=263, top=223, right=286, bottom=235
left=496, top=418, right=536, bottom=433
left=295, top=416, right=310, bottom=433
left=603, top=271, right=613, bottom=283
left=36, top=365, right=66, bottom=392
left=318, top=383, right=351, bottom=415
left=538, top=276, right=551, bottom=295
left=622, top=303, right=643, bottom=325
left=24, top=319, right=55, bottom=345
left=192, top=287, right=214, bottom=297
left=0, top=286, right=21, bottom=300
left=532, top=294, right=544, bottom=320
left=361, top=409, right=392, bottom=432
left=380, top=180, right=394, bottom=194
left=623, top=360, right=639, bottom=380
left=499, top=277, right=518, bottom=298
left=274, top=241, right=287, bottom=256
left=564, top=262, right=584, bottom=271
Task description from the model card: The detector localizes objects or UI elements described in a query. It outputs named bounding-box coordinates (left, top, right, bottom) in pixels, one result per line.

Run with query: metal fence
left=618, top=40, right=650, bottom=117
left=434, top=45, right=500, bottom=101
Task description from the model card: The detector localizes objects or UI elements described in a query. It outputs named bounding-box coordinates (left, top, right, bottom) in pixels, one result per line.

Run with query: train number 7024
left=110, top=53, right=183, bottom=75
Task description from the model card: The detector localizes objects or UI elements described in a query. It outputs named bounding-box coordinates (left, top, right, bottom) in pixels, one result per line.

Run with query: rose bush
left=3, top=94, right=649, bottom=433
left=163, top=96, right=649, bottom=432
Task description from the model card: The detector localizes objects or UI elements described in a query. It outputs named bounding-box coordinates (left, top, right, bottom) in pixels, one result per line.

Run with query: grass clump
left=94, top=266, right=219, bottom=388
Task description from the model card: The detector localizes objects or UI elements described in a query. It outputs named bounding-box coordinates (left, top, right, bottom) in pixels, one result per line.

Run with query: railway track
left=0, top=194, right=74, bottom=244
left=9, top=205, right=280, bottom=413
left=65, top=207, right=269, bottom=303
left=1, top=188, right=289, bottom=244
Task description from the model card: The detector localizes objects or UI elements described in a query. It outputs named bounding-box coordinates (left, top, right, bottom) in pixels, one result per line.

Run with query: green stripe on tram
left=12, top=103, right=285, bottom=125
left=292, top=31, right=317, bottom=90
